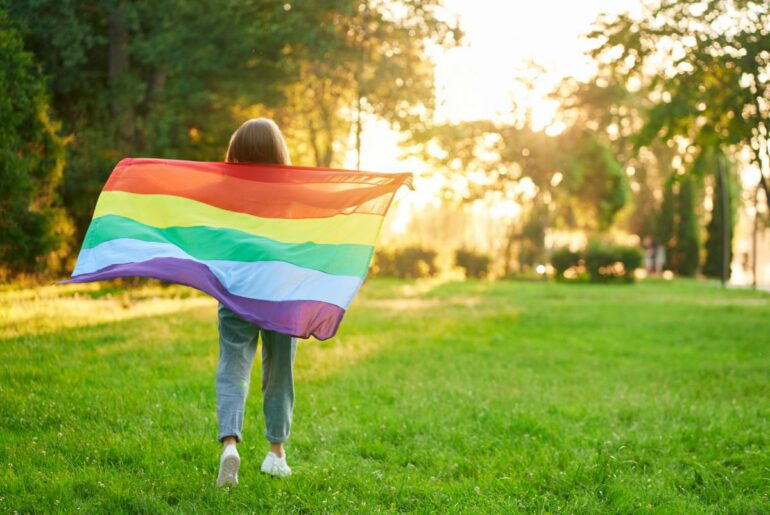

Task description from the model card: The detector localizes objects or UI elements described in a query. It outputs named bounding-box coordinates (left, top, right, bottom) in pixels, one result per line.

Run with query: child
left=216, top=118, right=296, bottom=487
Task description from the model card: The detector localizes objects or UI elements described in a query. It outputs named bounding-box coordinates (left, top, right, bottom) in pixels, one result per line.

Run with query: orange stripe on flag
left=104, top=158, right=410, bottom=219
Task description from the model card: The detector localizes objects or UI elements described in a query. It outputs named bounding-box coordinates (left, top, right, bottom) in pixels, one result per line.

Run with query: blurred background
left=2, top=0, right=768, bottom=288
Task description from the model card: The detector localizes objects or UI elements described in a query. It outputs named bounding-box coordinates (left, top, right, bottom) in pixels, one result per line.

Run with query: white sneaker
left=217, top=444, right=240, bottom=487
left=260, top=451, right=292, bottom=477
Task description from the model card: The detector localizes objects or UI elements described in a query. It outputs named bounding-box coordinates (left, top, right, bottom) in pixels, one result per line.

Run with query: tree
left=405, top=116, right=633, bottom=276
left=517, top=199, right=548, bottom=270
left=8, top=0, right=295, bottom=243
left=0, top=9, right=71, bottom=278
left=9, top=0, right=458, bottom=255
left=657, top=177, right=676, bottom=271
left=267, top=0, right=458, bottom=167
left=671, top=173, right=700, bottom=276
left=587, top=0, right=770, bottom=214
left=580, top=0, right=770, bottom=282
left=702, top=150, right=738, bottom=279
left=414, top=118, right=629, bottom=227
left=555, top=128, right=628, bottom=233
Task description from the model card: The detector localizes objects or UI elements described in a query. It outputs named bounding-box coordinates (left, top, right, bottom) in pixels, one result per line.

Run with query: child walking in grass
left=216, top=118, right=296, bottom=487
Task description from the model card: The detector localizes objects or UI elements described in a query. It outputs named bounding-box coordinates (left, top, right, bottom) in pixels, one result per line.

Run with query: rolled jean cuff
left=217, top=409, right=244, bottom=443
left=265, top=430, right=289, bottom=444
left=217, top=430, right=243, bottom=444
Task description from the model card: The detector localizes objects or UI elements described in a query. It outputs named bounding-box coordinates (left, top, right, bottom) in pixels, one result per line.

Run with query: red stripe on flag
left=103, top=158, right=410, bottom=219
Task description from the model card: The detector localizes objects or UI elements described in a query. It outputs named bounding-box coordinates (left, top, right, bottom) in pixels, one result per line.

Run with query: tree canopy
left=587, top=0, right=770, bottom=211
left=0, top=9, right=70, bottom=278
left=5, top=0, right=456, bottom=270
left=2, top=0, right=767, bottom=280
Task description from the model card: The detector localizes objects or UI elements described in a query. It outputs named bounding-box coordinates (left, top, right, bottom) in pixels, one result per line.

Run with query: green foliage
left=517, top=201, right=548, bottom=270
left=371, top=246, right=438, bottom=278
left=551, top=242, right=642, bottom=283
left=2, top=279, right=769, bottom=511
left=621, top=163, right=658, bottom=242
left=657, top=177, right=677, bottom=270
left=584, top=240, right=643, bottom=283
left=7, top=0, right=298, bottom=243
left=268, top=0, right=459, bottom=167
left=5, top=0, right=458, bottom=265
left=415, top=118, right=631, bottom=235
left=703, top=183, right=732, bottom=279
left=702, top=151, right=738, bottom=279
left=579, top=0, right=770, bottom=265
left=619, top=246, right=644, bottom=273
left=454, top=248, right=490, bottom=278
left=559, top=130, right=629, bottom=232
left=550, top=247, right=581, bottom=280
left=0, top=9, right=71, bottom=278
left=672, top=174, right=700, bottom=277
left=588, top=0, right=770, bottom=213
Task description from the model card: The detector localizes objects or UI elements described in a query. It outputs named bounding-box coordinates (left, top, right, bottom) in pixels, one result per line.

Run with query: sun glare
left=346, top=0, right=642, bottom=239
left=433, top=0, right=640, bottom=125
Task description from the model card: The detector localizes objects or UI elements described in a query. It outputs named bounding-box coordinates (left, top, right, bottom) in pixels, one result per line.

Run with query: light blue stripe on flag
left=74, top=238, right=362, bottom=308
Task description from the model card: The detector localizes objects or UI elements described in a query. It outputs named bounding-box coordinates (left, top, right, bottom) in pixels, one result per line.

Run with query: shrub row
left=371, top=246, right=493, bottom=279
left=454, top=248, right=491, bottom=278
left=372, top=243, right=643, bottom=283
left=372, top=247, right=438, bottom=278
left=552, top=242, right=643, bottom=283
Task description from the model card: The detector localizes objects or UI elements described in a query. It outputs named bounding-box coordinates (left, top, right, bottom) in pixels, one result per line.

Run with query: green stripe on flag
left=83, top=215, right=374, bottom=278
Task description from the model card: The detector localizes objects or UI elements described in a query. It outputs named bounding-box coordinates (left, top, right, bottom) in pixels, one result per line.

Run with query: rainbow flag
left=63, top=158, right=411, bottom=340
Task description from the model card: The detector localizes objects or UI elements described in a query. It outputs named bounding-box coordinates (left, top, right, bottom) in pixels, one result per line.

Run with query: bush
left=372, top=249, right=396, bottom=277
left=551, top=243, right=643, bottom=283
left=0, top=14, right=71, bottom=279
left=551, top=247, right=582, bottom=280
left=585, top=241, right=643, bottom=283
left=585, top=242, right=619, bottom=283
left=455, top=248, right=490, bottom=278
left=618, top=246, right=643, bottom=275
left=372, top=246, right=438, bottom=279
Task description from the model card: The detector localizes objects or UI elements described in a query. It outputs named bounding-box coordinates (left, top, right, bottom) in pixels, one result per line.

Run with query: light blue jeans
left=216, top=303, right=297, bottom=444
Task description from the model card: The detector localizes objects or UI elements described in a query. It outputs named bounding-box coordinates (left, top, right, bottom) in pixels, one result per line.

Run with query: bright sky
left=433, top=0, right=639, bottom=126
left=345, top=0, right=640, bottom=174
left=344, top=0, right=642, bottom=235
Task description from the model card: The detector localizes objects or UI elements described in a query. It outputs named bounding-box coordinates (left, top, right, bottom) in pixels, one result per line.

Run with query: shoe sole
left=260, top=465, right=291, bottom=477
left=259, top=463, right=291, bottom=477
left=261, top=469, right=291, bottom=477
left=217, top=454, right=240, bottom=487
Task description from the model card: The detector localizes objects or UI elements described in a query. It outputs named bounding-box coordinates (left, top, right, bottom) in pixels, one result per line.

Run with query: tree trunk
left=354, top=3, right=367, bottom=171
left=502, top=223, right=517, bottom=277
left=307, top=117, right=323, bottom=167
left=108, top=2, right=134, bottom=145
left=751, top=103, right=770, bottom=215
left=717, top=155, right=730, bottom=287
left=753, top=181, right=760, bottom=289
left=318, top=87, right=335, bottom=167
left=354, top=95, right=363, bottom=170
left=759, top=173, right=770, bottom=215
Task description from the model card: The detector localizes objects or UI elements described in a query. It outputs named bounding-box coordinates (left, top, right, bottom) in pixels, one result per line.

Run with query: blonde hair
left=225, top=118, right=291, bottom=165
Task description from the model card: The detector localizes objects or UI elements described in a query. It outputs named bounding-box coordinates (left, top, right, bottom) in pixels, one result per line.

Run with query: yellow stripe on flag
left=92, top=191, right=384, bottom=246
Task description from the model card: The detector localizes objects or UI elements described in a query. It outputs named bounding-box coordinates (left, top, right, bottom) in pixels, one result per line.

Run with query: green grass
left=1, top=277, right=768, bottom=513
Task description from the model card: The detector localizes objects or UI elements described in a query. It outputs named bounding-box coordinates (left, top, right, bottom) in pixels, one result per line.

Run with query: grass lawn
left=1, top=277, right=768, bottom=513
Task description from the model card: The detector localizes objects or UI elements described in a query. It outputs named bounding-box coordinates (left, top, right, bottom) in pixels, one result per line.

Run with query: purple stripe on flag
left=59, top=257, right=345, bottom=340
